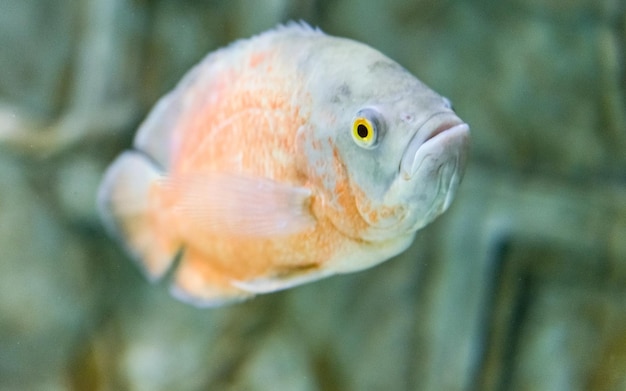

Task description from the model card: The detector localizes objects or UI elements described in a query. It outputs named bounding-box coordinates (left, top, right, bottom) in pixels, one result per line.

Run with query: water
left=0, top=0, right=624, bottom=389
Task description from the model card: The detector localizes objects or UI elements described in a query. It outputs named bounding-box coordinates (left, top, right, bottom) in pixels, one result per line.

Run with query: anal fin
left=231, top=265, right=332, bottom=294
left=169, top=247, right=254, bottom=307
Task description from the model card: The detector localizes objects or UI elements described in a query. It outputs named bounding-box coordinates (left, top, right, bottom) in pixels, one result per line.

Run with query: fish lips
left=400, top=112, right=469, bottom=179
left=399, top=112, right=470, bottom=229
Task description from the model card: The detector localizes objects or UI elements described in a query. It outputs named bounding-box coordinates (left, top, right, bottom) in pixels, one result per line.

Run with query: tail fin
left=97, top=151, right=178, bottom=280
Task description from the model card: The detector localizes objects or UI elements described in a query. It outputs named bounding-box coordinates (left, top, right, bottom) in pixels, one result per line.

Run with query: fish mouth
left=400, top=112, right=469, bottom=180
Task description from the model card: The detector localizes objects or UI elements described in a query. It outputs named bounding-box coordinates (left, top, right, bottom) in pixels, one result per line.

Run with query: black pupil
left=357, top=124, right=369, bottom=139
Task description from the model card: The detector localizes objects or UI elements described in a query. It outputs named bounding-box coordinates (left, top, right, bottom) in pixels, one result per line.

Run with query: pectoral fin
left=161, top=173, right=316, bottom=237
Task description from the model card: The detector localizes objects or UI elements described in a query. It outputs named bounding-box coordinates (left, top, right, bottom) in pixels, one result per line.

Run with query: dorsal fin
left=133, top=46, right=220, bottom=169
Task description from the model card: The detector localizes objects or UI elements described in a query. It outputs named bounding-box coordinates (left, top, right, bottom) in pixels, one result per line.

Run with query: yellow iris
left=352, top=116, right=376, bottom=147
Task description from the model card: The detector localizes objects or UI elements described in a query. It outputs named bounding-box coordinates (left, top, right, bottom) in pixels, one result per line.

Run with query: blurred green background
left=0, top=0, right=625, bottom=390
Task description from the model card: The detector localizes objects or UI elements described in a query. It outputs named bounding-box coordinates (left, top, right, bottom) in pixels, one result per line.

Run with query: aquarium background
left=1, top=0, right=625, bottom=390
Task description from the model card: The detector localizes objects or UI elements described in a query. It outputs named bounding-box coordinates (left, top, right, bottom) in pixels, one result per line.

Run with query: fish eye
left=351, top=108, right=382, bottom=149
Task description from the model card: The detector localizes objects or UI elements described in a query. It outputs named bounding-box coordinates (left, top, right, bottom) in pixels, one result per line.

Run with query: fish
left=97, top=22, right=470, bottom=307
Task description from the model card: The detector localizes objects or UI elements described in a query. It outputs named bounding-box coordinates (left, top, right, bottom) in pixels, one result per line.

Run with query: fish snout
left=395, top=112, right=470, bottom=230
left=400, top=112, right=469, bottom=180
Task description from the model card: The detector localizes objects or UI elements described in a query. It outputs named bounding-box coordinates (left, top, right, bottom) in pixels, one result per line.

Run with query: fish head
left=299, top=37, right=470, bottom=241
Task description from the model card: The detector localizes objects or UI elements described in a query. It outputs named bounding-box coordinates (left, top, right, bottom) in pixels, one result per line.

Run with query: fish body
left=98, top=23, right=470, bottom=307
